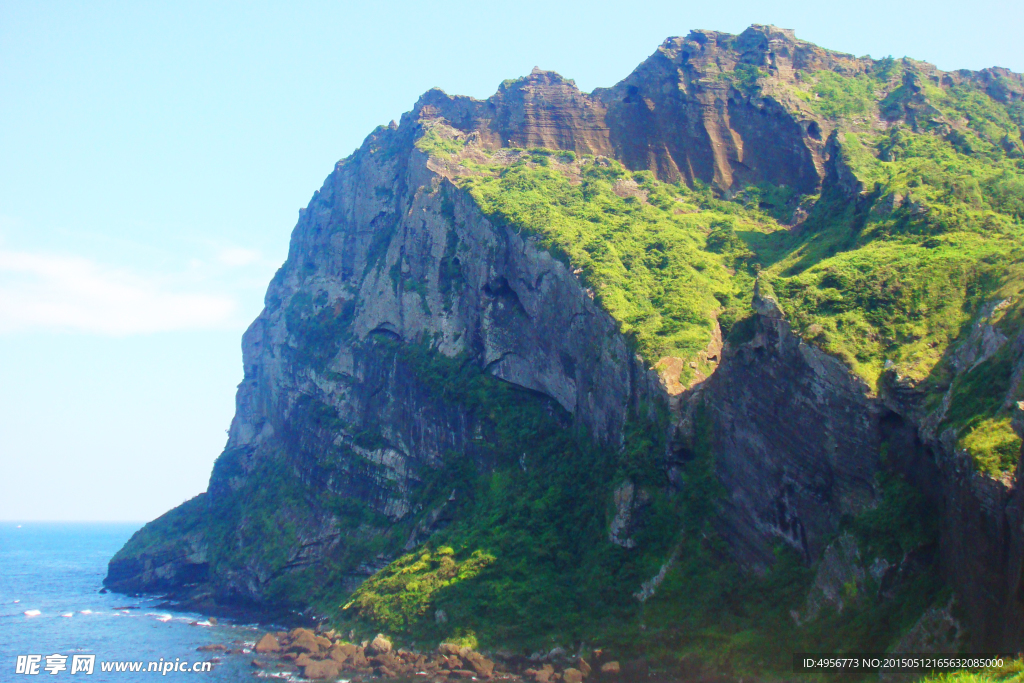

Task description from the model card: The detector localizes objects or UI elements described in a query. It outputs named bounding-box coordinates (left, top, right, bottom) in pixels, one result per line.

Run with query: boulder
left=303, top=660, right=340, bottom=680
left=327, top=645, right=349, bottom=665
left=578, top=657, right=592, bottom=677
left=534, top=664, right=555, bottom=683
left=314, top=635, right=333, bottom=650
left=370, top=653, right=401, bottom=670
left=438, top=642, right=462, bottom=657
left=365, top=633, right=392, bottom=656
left=563, top=668, right=584, bottom=683
left=464, top=651, right=495, bottom=677
left=196, top=644, right=225, bottom=652
left=600, top=661, right=621, bottom=674
left=335, top=643, right=359, bottom=657
left=294, top=653, right=315, bottom=667
left=254, top=634, right=280, bottom=653
left=289, top=630, right=321, bottom=654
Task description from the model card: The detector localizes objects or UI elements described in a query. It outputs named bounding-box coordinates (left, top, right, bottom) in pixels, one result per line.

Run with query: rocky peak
left=489, top=68, right=612, bottom=154
left=594, top=27, right=829, bottom=192
left=405, top=26, right=861, bottom=193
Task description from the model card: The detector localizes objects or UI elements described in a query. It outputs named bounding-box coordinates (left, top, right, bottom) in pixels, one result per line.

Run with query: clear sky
left=1, top=0, right=1021, bottom=521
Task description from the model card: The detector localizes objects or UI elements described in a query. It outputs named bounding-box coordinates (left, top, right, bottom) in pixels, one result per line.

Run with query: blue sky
left=1, top=0, right=1021, bottom=521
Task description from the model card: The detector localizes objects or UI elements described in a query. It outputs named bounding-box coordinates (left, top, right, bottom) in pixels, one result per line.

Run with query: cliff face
left=106, top=111, right=665, bottom=609
left=699, top=301, right=882, bottom=571
left=107, top=25, right=1024, bottom=655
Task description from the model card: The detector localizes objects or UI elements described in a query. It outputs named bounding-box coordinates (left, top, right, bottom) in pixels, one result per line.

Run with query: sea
left=0, top=522, right=294, bottom=681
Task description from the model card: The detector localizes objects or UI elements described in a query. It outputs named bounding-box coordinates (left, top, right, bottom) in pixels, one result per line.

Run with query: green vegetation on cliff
left=420, top=56, right=1024, bottom=475
left=334, top=340, right=681, bottom=647
left=336, top=373, right=944, bottom=673
left=464, top=155, right=764, bottom=374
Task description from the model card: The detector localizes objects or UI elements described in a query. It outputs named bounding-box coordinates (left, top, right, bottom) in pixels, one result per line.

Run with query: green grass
left=804, top=71, right=881, bottom=120
left=460, top=155, right=782, bottom=379
left=958, top=418, right=1022, bottom=476
left=344, top=546, right=496, bottom=632
left=921, top=659, right=1024, bottom=683
left=415, top=119, right=468, bottom=159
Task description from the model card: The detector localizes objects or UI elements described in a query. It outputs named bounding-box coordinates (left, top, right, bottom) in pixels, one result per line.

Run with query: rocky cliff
left=107, top=25, right=1024, bottom=662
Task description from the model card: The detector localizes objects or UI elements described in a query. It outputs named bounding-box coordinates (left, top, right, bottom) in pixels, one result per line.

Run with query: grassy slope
left=419, top=57, right=1024, bottom=476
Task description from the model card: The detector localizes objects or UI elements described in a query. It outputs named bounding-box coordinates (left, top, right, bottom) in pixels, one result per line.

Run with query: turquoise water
left=0, top=522, right=279, bottom=681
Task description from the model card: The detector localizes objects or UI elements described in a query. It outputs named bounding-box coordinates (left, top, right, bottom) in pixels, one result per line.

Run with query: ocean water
left=0, top=522, right=282, bottom=681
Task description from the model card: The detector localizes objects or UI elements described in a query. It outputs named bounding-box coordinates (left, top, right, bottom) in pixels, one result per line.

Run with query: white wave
left=78, top=610, right=92, bottom=615
left=23, top=610, right=41, bottom=617
left=61, top=613, right=73, bottom=618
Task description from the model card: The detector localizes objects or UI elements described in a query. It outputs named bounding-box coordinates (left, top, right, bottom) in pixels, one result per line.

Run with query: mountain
left=105, top=25, right=1024, bottom=668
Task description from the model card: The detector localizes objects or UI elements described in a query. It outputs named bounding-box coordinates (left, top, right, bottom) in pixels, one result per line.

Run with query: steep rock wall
left=698, top=305, right=882, bottom=572
left=106, top=115, right=665, bottom=606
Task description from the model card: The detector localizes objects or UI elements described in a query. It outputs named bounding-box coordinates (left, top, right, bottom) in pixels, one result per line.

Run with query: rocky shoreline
left=203, top=627, right=626, bottom=682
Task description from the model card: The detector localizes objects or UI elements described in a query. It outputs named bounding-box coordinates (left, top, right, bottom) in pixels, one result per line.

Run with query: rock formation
left=106, top=24, right=1024, bottom=658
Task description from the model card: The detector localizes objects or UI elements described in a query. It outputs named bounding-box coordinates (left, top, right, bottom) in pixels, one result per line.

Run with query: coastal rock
left=578, top=658, right=591, bottom=677
left=600, top=661, right=621, bottom=674
left=563, top=668, right=584, bottom=683
left=365, top=633, right=392, bottom=656
left=302, top=659, right=340, bottom=680
left=464, top=651, right=495, bottom=677
left=254, top=634, right=280, bottom=653
left=288, top=629, right=320, bottom=655
left=438, top=643, right=461, bottom=657
left=532, top=664, right=555, bottom=683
